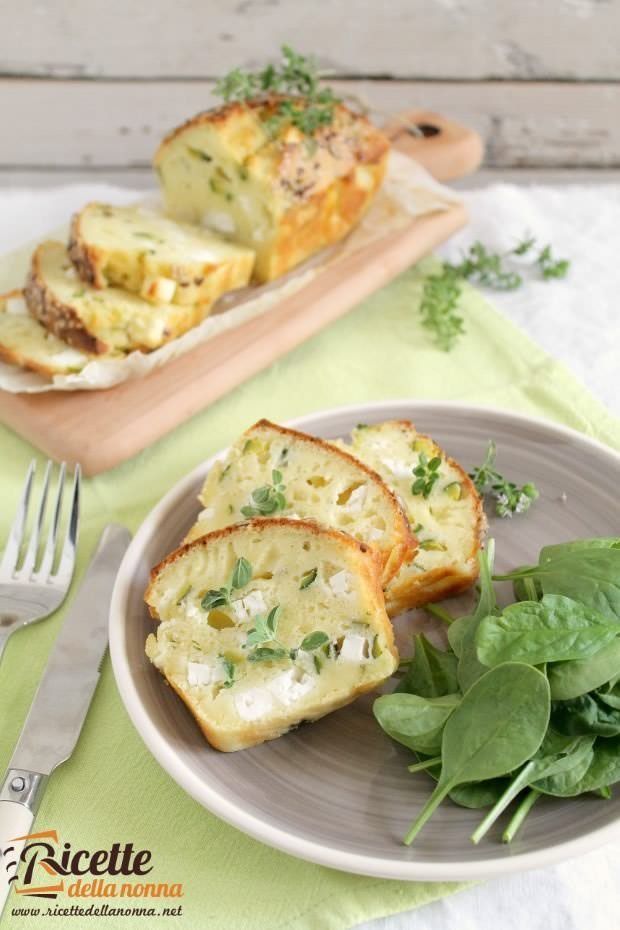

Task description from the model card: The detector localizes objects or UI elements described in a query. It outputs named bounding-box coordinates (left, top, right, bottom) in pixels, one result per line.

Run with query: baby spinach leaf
left=403, top=663, right=550, bottom=845
left=456, top=542, right=500, bottom=691
left=540, top=538, right=620, bottom=562
left=475, top=595, right=619, bottom=668
left=449, top=779, right=510, bottom=810
left=374, top=693, right=460, bottom=756
left=512, top=573, right=543, bottom=603
left=447, top=542, right=498, bottom=659
left=471, top=729, right=594, bottom=842
left=532, top=736, right=598, bottom=797
left=498, top=548, right=620, bottom=622
left=552, top=694, right=620, bottom=738
left=548, top=638, right=620, bottom=700
left=408, top=751, right=511, bottom=809
left=596, top=680, right=620, bottom=710
left=396, top=634, right=458, bottom=698
left=565, top=735, right=620, bottom=794
left=447, top=615, right=470, bottom=658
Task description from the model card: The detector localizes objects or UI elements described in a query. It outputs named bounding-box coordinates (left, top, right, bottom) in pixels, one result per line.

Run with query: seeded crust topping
left=25, top=260, right=107, bottom=354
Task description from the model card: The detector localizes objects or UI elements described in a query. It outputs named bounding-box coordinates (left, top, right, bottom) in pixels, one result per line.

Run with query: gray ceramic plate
left=109, top=401, right=620, bottom=880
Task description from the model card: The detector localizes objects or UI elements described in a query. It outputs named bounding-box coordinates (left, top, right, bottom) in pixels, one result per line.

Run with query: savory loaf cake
left=25, top=241, right=210, bottom=354
left=184, top=419, right=416, bottom=586
left=154, top=96, right=390, bottom=282
left=0, top=289, right=92, bottom=376
left=68, top=202, right=255, bottom=306
left=337, top=421, right=486, bottom=614
left=145, top=519, right=398, bottom=751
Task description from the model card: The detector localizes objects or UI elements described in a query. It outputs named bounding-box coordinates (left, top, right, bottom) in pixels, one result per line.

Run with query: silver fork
left=0, top=460, right=81, bottom=664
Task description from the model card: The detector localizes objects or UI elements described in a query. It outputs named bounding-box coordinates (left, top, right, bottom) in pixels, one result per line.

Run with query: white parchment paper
left=0, top=152, right=461, bottom=393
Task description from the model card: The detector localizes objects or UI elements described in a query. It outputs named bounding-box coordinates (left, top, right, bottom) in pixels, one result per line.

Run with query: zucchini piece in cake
left=184, top=419, right=415, bottom=586
left=25, top=241, right=211, bottom=354
left=154, top=96, right=389, bottom=283
left=68, top=202, right=255, bottom=307
left=338, top=421, right=486, bottom=614
left=145, top=519, right=398, bottom=751
left=0, top=289, right=93, bottom=376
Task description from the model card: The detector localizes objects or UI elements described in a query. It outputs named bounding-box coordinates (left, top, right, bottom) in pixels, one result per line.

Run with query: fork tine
left=21, top=460, right=52, bottom=577
left=55, top=464, right=81, bottom=581
left=38, top=461, right=66, bottom=579
left=0, top=459, right=36, bottom=575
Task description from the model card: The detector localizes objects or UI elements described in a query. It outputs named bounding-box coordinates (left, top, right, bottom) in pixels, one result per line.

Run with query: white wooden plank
left=2, top=0, right=620, bottom=79
left=2, top=168, right=620, bottom=192
left=1, top=79, right=620, bottom=169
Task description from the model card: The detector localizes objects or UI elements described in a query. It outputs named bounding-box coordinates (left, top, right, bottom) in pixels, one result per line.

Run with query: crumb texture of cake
left=0, top=289, right=91, bottom=376
left=25, top=241, right=213, bottom=355
left=68, top=202, right=255, bottom=308
left=154, top=96, right=390, bottom=282
left=145, top=519, right=398, bottom=751
left=336, top=420, right=486, bottom=613
left=184, top=419, right=415, bottom=585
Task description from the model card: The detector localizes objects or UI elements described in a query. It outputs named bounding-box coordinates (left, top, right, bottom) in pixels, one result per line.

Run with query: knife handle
left=0, top=770, right=46, bottom=918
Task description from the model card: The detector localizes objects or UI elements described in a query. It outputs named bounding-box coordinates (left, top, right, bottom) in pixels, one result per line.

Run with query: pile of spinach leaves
left=374, top=537, right=620, bottom=845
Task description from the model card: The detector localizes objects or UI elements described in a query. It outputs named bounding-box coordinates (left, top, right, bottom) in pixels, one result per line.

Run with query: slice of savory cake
left=184, top=419, right=416, bottom=586
left=68, top=202, right=255, bottom=307
left=154, top=97, right=390, bottom=283
left=25, top=241, right=210, bottom=354
left=0, top=290, right=92, bottom=376
left=338, top=421, right=486, bottom=614
left=145, top=519, right=398, bottom=751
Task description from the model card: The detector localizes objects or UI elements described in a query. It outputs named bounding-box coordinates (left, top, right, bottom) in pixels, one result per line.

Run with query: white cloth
left=1, top=181, right=619, bottom=929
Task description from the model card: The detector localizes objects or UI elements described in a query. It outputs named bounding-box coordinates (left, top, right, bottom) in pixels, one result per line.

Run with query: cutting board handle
left=383, top=110, right=484, bottom=182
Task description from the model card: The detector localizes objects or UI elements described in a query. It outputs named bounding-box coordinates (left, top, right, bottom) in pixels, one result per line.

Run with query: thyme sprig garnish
left=470, top=441, right=539, bottom=518
left=420, top=234, right=570, bottom=351
left=201, top=557, right=253, bottom=610
left=214, top=45, right=340, bottom=138
left=241, top=469, right=287, bottom=518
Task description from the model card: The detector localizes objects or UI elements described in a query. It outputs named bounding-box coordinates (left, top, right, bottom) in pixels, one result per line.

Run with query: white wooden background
left=2, top=0, right=620, bottom=185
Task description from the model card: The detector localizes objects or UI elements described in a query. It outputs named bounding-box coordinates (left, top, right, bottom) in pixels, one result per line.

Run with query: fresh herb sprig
left=220, top=655, right=236, bottom=689
left=241, top=469, right=287, bottom=518
left=411, top=451, right=442, bottom=498
left=215, top=45, right=340, bottom=138
left=419, top=268, right=464, bottom=351
left=245, top=604, right=329, bottom=663
left=201, top=557, right=253, bottom=610
left=470, top=440, right=539, bottom=518
left=420, top=234, right=570, bottom=351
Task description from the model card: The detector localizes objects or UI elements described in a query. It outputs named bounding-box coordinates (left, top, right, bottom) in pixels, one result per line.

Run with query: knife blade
left=0, top=523, right=131, bottom=915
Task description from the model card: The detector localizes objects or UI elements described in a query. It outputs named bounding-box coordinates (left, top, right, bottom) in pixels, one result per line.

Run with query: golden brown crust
left=155, top=96, right=389, bottom=167
left=247, top=419, right=417, bottom=582
left=24, top=244, right=109, bottom=354
left=67, top=208, right=107, bottom=289
left=381, top=419, right=487, bottom=614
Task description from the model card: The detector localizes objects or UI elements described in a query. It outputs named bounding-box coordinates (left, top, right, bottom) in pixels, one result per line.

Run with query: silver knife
left=0, top=523, right=131, bottom=915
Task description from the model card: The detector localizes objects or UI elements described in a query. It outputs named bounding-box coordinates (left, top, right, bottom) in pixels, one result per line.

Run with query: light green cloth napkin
left=1, top=260, right=619, bottom=930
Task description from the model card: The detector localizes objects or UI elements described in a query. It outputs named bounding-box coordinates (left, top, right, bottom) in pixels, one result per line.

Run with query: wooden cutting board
left=0, top=111, right=482, bottom=475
